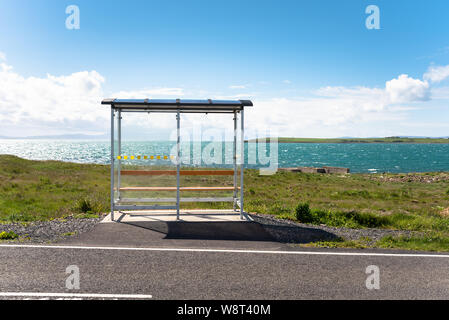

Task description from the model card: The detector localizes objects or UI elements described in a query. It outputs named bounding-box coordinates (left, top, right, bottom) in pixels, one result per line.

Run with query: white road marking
left=0, top=292, right=152, bottom=299
left=0, top=244, right=448, bottom=258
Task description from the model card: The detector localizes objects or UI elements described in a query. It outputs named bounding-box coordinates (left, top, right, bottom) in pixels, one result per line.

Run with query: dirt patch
left=439, top=207, right=449, bottom=217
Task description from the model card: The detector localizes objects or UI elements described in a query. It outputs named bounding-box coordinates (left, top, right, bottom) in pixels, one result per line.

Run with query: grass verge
left=376, top=233, right=449, bottom=252
left=303, top=233, right=449, bottom=252
left=0, top=155, right=108, bottom=222
left=1, top=155, right=449, bottom=251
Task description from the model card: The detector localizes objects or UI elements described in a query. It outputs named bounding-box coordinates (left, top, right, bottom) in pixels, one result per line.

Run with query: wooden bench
left=117, top=170, right=238, bottom=192
left=118, top=186, right=238, bottom=191
left=120, top=170, right=235, bottom=176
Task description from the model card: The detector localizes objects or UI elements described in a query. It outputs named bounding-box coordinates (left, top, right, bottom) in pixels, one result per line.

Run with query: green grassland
left=1, top=154, right=449, bottom=250
left=249, top=137, right=449, bottom=143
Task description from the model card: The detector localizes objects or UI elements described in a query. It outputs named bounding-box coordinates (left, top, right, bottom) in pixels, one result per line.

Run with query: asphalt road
left=0, top=221, right=448, bottom=299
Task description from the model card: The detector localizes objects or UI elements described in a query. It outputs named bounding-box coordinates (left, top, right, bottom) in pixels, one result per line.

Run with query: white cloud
left=0, top=54, right=444, bottom=138
left=315, top=74, right=431, bottom=106
left=424, top=64, right=449, bottom=83
left=0, top=61, right=106, bottom=132
left=0, top=52, right=6, bottom=61
left=229, top=85, right=246, bottom=89
left=112, top=87, right=184, bottom=98
left=0, top=57, right=189, bottom=136
left=282, top=80, right=291, bottom=84
left=246, top=73, right=436, bottom=138
left=246, top=94, right=409, bottom=138
left=385, top=74, right=430, bottom=103
left=247, top=94, right=385, bottom=137
left=430, top=86, right=449, bottom=100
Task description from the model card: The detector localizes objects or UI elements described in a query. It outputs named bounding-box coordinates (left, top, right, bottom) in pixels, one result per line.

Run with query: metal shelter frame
left=101, top=98, right=253, bottom=221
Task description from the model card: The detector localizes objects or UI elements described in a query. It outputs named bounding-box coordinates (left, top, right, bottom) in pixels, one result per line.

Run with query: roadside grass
left=61, top=231, right=76, bottom=237
left=301, top=237, right=372, bottom=249
left=1, top=155, right=449, bottom=251
left=302, top=234, right=449, bottom=252
left=244, top=170, right=449, bottom=231
left=0, top=155, right=108, bottom=221
left=290, top=201, right=449, bottom=231
left=376, top=233, right=449, bottom=252
left=294, top=202, right=389, bottom=228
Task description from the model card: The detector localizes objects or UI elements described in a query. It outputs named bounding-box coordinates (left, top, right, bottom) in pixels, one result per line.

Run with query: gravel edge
left=249, top=212, right=417, bottom=245
left=1, top=213, right=418, bottom=245
left=0, top=216, right=103, bottom=243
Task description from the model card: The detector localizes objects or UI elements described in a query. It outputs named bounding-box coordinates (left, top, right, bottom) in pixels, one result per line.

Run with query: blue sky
left=0, top=0, right=448, bottom=138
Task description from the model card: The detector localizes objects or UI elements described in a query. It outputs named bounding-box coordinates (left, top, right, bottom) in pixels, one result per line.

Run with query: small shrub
left=295, top=202, right=314, bottom=222
left=294, top=201, right=388, bottom=228
left=75, top=198, right=104, bottom=214
left=0, top=231, right=18, bottom=240
left=76, top=199, right=94, bottom=213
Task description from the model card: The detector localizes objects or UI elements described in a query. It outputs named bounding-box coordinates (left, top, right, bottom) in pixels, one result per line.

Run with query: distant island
left=247, top=137, right=449, bottom=144
left=0, top=134, right=109, bottom=140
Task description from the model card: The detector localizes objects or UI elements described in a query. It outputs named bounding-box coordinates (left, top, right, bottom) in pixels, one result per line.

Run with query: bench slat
left=118, top=186, right=239, bottom=191
left=120, top=170, right=235, bottom=176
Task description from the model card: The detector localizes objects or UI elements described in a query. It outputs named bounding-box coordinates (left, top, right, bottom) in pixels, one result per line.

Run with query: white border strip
left=0, top=292, right=152, bottom=299
left=0, top=244, right=449, bottom=258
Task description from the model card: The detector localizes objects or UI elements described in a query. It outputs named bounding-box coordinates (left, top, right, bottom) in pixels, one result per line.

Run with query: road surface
left=0, top=221, right=448, bottom=299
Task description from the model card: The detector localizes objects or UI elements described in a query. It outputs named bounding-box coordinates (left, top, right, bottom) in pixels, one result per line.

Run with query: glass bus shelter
left=101, top=98, right=253, bottom=221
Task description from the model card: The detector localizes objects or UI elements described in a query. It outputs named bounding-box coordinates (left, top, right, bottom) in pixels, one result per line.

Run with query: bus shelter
left=101, top=98, right=253, bottom=221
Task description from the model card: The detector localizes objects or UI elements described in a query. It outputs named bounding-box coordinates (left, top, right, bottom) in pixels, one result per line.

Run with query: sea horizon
left=1, top=139, right=448, bottom=174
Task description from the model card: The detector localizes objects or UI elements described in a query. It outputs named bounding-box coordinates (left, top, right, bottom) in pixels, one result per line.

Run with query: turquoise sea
left=0, top=139, right=448, bottom=173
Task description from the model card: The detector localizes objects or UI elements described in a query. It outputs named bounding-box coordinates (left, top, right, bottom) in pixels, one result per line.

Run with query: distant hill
left=0, top=134, right=109, bottom=140
left=247, top=137, right=449, bottom=144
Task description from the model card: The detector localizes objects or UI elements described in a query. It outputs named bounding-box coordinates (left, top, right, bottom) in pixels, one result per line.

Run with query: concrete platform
left=57, top=210, right=274, bottom=249
left=101, top=209, right=253, bottom=223
left=60, top=209, right=276, bottom=246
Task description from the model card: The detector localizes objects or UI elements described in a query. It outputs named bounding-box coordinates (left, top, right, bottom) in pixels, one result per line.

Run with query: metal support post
left=117, top=110, right=122, bottom=201
left=176, top=110, right=181, bottom=220
left=233, top=111, right=237, bottom=211
left=240, top=109, right=244, bottom=219
left=110, top=107, right=115, bottom=221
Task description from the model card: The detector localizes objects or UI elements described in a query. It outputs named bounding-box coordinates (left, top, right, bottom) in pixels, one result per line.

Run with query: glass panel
left=179, top=99, right=209, bottom=105
left=111, top=110, right=242, bottom=212
left=211, top=100, right=240, bottom=105
left=114, top=99, right=146, bottom=103
left=177, top=112, right=238, bottom=210
left=148, top=99, right=177, bottom=104
left=114, top=112, right=178, bottom=209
